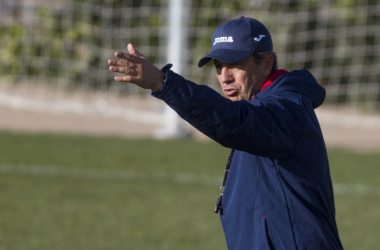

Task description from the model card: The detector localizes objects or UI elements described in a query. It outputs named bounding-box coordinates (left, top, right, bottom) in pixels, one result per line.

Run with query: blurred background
left=0, top=0, right=379, bottom=249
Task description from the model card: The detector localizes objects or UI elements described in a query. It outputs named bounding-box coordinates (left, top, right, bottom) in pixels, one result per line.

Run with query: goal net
left=1, top=0, right=379, bottom=136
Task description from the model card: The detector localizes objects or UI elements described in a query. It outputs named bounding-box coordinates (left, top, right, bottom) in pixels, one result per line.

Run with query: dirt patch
left=1, top=104, right=379, bottom=152
left=0, top=84, right=379, bottom=151
left=316, top=109, right=380, bottom=152
left=0, top=105, right=155, bottom=137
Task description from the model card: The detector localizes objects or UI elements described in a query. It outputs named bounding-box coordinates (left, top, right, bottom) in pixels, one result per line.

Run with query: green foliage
left=0, top=23, right=24, bottom=78
left=0, top=0, right=379, bottom=108
left=0, top=0, right=158, bottom=89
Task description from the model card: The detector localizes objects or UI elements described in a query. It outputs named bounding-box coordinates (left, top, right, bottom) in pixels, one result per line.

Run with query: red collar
left=259, top=69, right=288, bottom=92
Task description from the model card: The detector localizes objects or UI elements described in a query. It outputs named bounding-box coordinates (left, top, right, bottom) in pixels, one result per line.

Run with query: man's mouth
left=224, top=88, right=238, bottom=96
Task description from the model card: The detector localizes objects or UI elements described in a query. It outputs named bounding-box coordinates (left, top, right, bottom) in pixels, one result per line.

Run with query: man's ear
left=264, top=54, right=274, bottom=76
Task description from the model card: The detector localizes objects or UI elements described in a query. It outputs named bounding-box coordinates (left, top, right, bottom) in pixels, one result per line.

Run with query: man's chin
left=225, top=96, right=239, bottom=102
left=225, top=95, right=247, bottom=102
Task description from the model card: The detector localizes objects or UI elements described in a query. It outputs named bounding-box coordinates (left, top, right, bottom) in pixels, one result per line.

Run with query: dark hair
left=252, top=52, right=278, bottom=74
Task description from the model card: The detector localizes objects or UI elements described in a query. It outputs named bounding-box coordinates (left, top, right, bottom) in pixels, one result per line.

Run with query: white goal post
left=156, top=0, right=189, bottom=138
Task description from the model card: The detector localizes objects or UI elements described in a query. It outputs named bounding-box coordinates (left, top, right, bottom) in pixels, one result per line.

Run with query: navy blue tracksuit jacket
left=153, top=66, right=343, bottom=250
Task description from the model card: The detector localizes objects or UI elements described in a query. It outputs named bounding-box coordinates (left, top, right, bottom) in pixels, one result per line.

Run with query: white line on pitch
left=1, top=163, right=380, bottom=196
left=0, top=163, right=221, bottom=186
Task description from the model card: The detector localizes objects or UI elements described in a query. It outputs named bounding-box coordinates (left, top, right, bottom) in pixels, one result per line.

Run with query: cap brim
left=197, top=49, right=252, bottom=67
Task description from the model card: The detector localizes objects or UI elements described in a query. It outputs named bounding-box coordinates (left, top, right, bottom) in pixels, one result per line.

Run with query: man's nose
left=220, top=67, right=234, bottom=84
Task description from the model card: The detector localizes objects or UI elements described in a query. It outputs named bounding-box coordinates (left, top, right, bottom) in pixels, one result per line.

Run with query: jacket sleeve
left=152, top=69, right=305, bottom=158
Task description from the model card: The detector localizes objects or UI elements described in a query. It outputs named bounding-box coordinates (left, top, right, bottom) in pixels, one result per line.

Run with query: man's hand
left=108, top=43, right=165, bottom=92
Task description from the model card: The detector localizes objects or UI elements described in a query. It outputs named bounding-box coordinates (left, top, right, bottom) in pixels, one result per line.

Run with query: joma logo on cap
left=213, top=36, right=234, bottom=46
left=254, top=35, right=266, bottom=42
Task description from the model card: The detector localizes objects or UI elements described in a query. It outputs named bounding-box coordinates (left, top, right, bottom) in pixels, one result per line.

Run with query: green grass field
left=0, top=131, right=379, bottom=249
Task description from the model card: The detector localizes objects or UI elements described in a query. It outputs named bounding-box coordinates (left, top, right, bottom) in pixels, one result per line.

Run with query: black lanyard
left=214, top=149, right=235, bottom=214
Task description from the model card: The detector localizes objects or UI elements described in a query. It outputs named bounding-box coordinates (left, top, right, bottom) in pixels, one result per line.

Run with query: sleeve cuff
left=151, top=64, right=173, bottom=95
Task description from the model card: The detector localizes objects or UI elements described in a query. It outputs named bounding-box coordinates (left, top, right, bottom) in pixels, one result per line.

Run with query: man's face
left=214, top=55, right=269, bottom=101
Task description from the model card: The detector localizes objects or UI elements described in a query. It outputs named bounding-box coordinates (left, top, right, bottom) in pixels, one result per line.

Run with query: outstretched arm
left=108, top=43, right=165, bottom=92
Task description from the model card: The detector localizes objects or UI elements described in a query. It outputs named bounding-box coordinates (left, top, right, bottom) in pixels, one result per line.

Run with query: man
left=108, top=16, right=343, bottom=249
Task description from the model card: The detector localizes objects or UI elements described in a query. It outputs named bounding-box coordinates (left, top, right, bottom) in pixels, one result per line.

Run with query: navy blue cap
left=198, top=16, right=273, bottom=67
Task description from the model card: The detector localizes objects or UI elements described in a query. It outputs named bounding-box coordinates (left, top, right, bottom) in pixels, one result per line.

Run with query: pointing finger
left=114, top=51, right=144, bottom=64
left=114, top=75, right=139, bottom=83
left=108, top=59, right=130, bottom=68
left=109, top=65, right=138, bottom=76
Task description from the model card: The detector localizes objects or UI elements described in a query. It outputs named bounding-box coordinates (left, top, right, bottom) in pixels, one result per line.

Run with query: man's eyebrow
left=214, top=61, right=223, bottom=67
